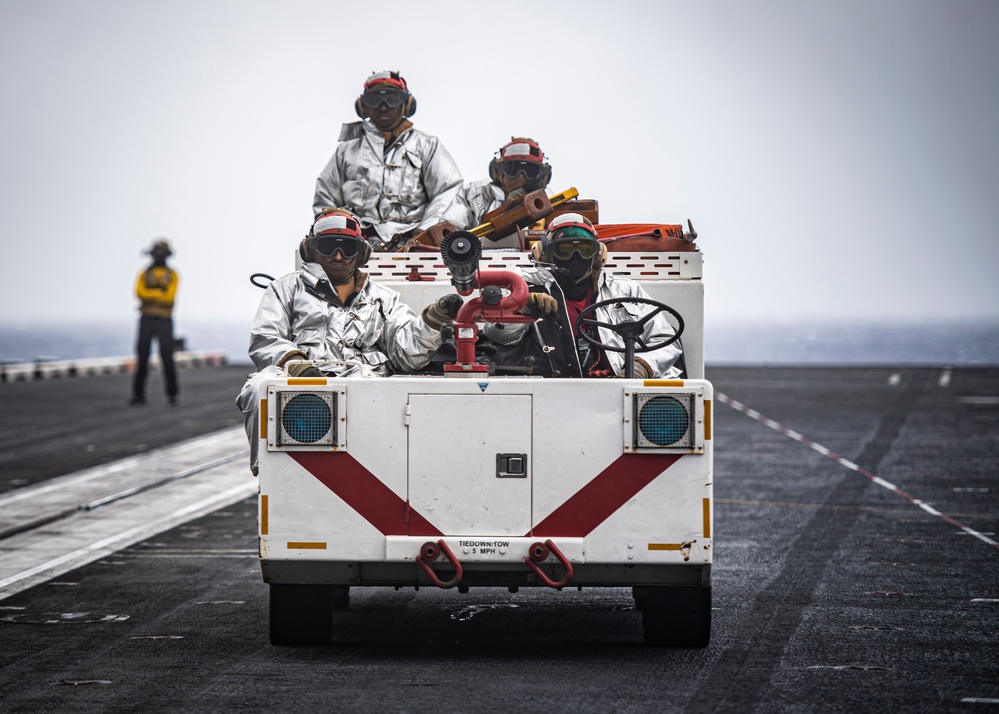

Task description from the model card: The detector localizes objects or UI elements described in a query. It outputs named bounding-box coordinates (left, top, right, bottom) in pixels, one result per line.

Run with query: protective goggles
left=314, top=234, right=365, bottom=259
left=359, top=88, right=407, bottom=109
left=550, top=238, right=599, bottom=260
left=500, top=159, right=543, bottom=180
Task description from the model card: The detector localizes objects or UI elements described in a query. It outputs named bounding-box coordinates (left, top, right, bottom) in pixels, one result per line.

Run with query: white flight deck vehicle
left=255, top=219, right=713, bottom=646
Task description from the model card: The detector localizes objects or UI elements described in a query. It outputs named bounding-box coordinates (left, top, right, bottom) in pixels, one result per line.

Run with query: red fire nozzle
left=453, top=269, right=531, bottom=323
left=445, top=269, right=534, bottom=374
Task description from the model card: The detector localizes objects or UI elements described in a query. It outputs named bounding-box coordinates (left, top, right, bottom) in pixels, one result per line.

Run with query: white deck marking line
left=0, top=428, right=244, bottom=507
left=716, top=392, right=999, bottom=551
left=872, top=476, right=899, bottom=491
left=957, top=396, right=999, bottom=405
left=0, top=482, right=256, bottom=597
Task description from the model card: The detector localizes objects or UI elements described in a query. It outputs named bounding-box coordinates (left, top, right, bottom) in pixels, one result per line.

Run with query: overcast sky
left=1, top=0, right=997, bottom=337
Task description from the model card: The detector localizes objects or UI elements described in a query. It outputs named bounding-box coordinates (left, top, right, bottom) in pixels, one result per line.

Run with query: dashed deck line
left=716, top=392, right=998, bottom=551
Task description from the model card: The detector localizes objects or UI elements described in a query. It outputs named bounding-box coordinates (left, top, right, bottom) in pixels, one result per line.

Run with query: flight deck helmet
left=488, top=137, right=551, bottom=192
left=355, top=70, right=416, bottom=119
left=301, top=208, right=371, bottom=267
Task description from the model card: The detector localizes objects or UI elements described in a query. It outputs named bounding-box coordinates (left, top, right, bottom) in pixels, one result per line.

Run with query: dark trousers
left=133, top=316, right=178, bottom=400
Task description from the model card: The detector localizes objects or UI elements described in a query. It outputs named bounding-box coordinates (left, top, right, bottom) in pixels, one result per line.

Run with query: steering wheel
left=575, top=297, right=684, bottom=378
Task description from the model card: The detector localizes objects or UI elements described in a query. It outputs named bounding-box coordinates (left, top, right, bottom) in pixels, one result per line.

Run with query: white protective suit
left=441, top=179, right=507, bottom=229
left=313, top=121, right=462, bottom=244
left=237, top=262, right=444, bottom=470
left=483, top=267, right=683, bottom=379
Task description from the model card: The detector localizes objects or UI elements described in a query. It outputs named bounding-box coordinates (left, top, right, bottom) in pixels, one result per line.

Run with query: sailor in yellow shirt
left=131, top=239, right=180, bottom=405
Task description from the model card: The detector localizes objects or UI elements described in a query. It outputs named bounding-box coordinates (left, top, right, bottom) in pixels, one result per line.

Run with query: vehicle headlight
left=638, top=395, right=691, bottom=447
left=628, top=391, right=699, bottom=452
left=278, top=391, right=336, bottom=446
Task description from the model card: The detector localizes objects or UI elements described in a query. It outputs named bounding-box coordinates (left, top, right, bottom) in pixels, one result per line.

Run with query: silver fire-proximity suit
left=313, top=121, right=462, bottom=244
left=441, top=179, right=507, bottom=230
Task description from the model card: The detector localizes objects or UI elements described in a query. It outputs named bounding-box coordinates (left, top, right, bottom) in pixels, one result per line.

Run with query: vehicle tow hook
left=416, top=540, right=464, bottom=589
left=525, top=540, right=574, bottom=589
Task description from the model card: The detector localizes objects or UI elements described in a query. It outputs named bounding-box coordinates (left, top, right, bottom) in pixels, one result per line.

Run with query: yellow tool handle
left=469, top=187, right=580, bottom=238
left=548, top=187, right=580, bottom=206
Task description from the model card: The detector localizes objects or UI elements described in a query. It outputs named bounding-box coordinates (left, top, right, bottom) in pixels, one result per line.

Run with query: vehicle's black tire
left=269, top=584, right=334, bottom=645
left=332, top=586, right=350, bottom=611
left=634, top=585, right=711, bottom=647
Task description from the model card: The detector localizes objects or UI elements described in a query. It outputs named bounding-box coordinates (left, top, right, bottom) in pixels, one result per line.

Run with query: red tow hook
left=525, top=539, right=574, bottom=589
left=416, top=540, right=464, bottom=589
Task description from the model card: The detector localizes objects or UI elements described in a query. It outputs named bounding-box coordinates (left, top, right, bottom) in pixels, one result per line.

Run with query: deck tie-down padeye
left=525, top=539, right=574, bottom=589
left=416, top=539, right=575, bottom=590
left=416, top=540, right=464, bottom=589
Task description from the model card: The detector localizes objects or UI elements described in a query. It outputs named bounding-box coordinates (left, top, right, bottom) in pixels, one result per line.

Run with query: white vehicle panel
left=408, top=393, right=532, bottom=536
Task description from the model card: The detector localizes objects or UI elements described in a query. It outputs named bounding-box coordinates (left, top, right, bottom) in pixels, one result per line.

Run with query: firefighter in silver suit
left=236, top=209, right=462, bottom=473
left=313, top=71, right=462, bottom=251
left=483, top=213, right=683, bottom=379
left=442, top=137, right=552, bottom=230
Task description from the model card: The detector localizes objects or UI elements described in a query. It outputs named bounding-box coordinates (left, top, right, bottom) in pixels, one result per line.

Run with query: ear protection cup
left=355, top=239, right=372, bottom=267
left=534, top=162, right=553, bottom=191
left=299, top=236, right=315, bottom=262
left=488, top=157, right=502, bottom=184
left=595, top=242, right=608, bottom=270
left=531, top=238, right=546, bottom=263
left=354, top=96, right=367, bottom=119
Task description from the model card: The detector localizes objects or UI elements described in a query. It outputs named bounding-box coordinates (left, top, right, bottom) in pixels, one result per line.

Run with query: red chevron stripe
left=529, top=454, right=681, bottom=537
left=289, top=452, right=442, bottom=536
left=291, top=452, right=679, bottom=538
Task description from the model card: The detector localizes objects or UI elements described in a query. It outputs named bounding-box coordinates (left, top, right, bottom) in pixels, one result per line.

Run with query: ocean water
left=705, top=320, right=999, bottom=366
left=2, top=319, right=998, bottom=367
left=0, top=321, right=254, bottom=366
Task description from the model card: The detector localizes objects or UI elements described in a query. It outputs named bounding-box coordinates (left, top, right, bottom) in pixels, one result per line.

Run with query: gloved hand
left=503, top=187, right=528, bottom=203
left=287, top=362, right=324, bottom=378
left=422, top=294, right=463, bottom=330
left=518, top=292, right=558, bottom=317
left=616, top=358, right=653, bottom=380
left=384, top=228, right=416, bottom=252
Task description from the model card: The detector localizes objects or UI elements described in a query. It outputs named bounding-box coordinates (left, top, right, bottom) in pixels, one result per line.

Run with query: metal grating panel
left=278, top=391, right=336, bottom=446
left=634, top=393, right=694, bottom=449
left=364, top=251, right=701, bottom=282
